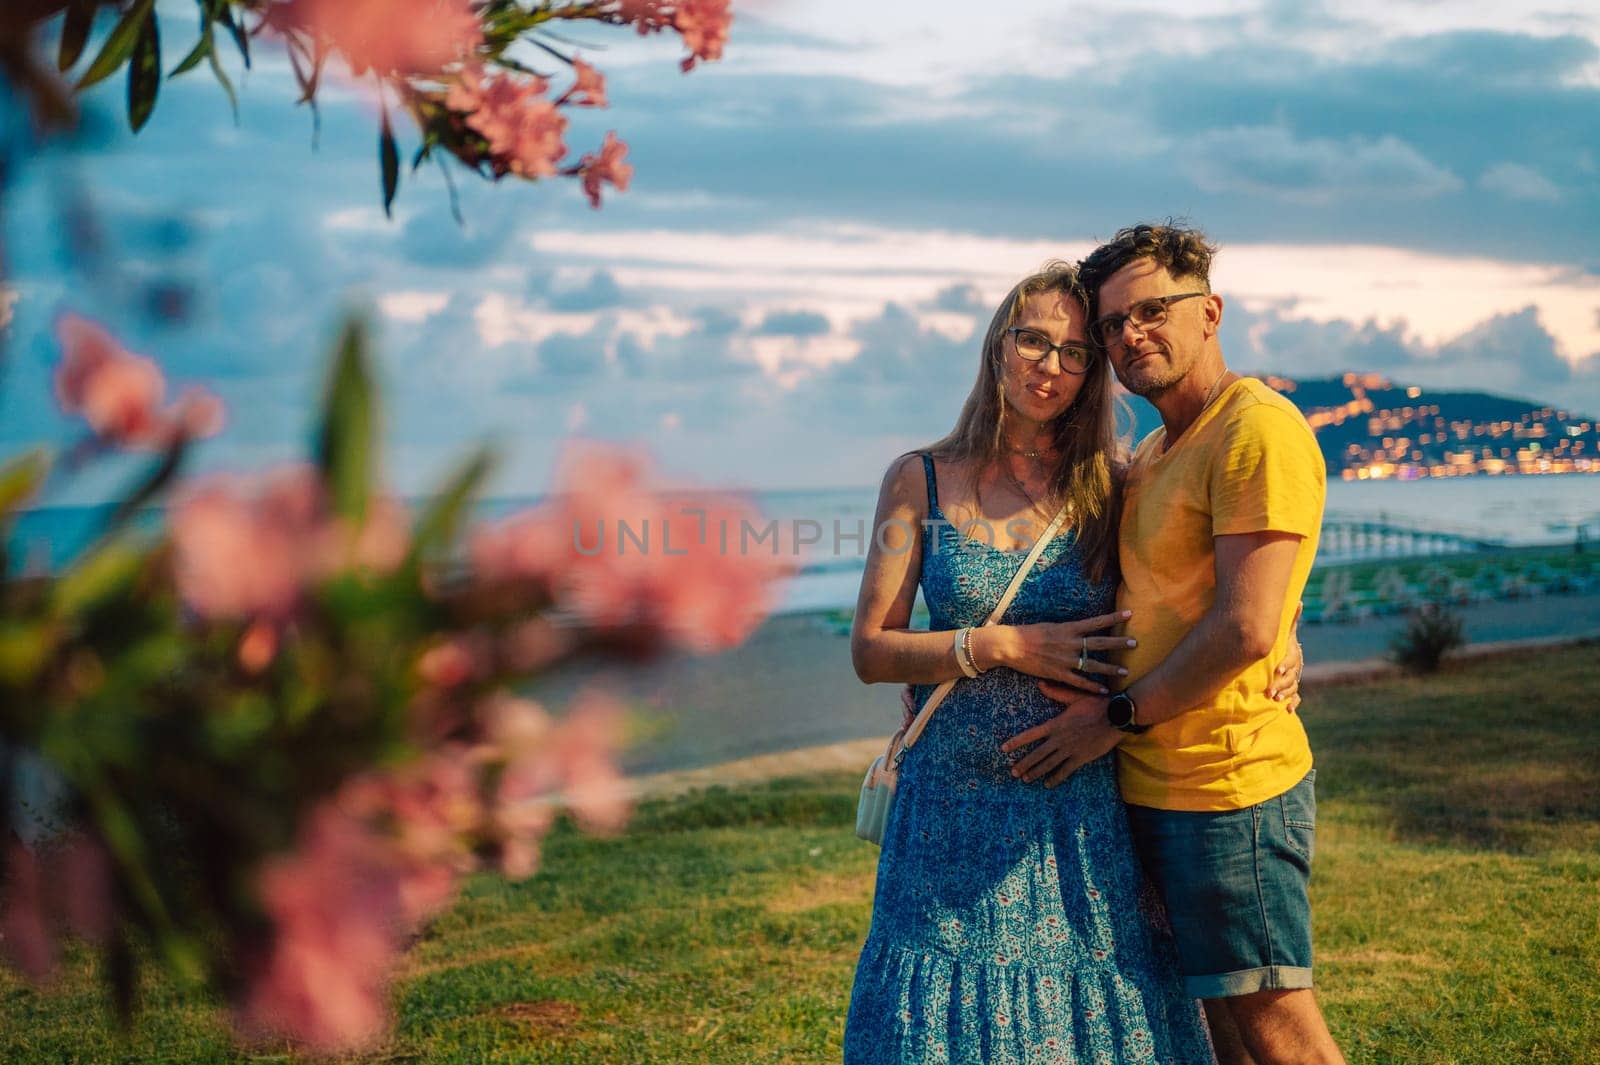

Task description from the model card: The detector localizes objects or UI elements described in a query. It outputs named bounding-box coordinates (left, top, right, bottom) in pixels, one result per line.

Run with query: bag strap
left=894, top=499, right=1072, bottom=763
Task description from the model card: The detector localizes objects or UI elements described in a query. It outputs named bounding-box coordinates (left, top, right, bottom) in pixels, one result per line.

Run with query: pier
left=1317, top=515, right=1506, bottom=563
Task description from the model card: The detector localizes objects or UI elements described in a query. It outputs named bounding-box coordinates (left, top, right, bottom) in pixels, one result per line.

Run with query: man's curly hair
left=1078, top=221, right=1219, bottom=313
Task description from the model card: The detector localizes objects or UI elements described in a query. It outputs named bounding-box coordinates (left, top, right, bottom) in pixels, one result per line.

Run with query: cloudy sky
left=4, top=0, right=1599, bottom=499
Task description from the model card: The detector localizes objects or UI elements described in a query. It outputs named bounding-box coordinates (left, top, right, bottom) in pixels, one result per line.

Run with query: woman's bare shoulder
left=880, top=451, right=926, bottom=490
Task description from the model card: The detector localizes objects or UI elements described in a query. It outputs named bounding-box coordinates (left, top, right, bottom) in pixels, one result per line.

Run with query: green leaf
left=496, top=55, right=543, bottom=77
left=213, top=0, right=250, bottom=67
left=51, top=538, right=147, bottom=618
left=102, top=433, right=186, bottom=536
left=380, top=109, right=400, bottom=219
left=76, top=0, right=155, bottom=91
left=169, top=28, right=212, bottom=79
left=207, top=691, right=276, bottom=758
left=58, top=0, right=98, bottom=73
left=315, top=318, right=377, bottom=526
left=289, top=39, right=326, bottom=106
left=0, top=622, right=54, bottom=691
left=108, top=928, right=138, bottom=1027
left=206, top=41, right=238, bottom=118
left=0, top=448, right=51, bottom=517
left=79, top=776, right=205, bottom=986
left=411, top=447, right=495, bottom=561
left=126, top=8, right=161, bottom=131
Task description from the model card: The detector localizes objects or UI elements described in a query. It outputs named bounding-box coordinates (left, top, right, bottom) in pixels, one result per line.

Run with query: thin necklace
left=1002, top=453, right=1049, bottom=518
left=1003, top=433, right=1051, bottom=459
left=1161, top=368, right=1234, bottom=455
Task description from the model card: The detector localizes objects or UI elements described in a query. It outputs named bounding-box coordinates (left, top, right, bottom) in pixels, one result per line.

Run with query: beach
left=531, top=588, right=1600, bottom=779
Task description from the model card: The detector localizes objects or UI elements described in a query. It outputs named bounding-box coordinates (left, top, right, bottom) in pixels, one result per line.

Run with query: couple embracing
left=845, top=222, right=1346, bottom=1065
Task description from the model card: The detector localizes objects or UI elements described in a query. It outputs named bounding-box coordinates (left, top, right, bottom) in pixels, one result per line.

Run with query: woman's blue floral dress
left=844, top=455, right=1214, bottom=1065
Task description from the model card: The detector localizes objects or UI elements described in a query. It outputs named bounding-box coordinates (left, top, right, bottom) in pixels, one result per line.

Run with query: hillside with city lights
left=1125, top=374, right=1600, bottom=480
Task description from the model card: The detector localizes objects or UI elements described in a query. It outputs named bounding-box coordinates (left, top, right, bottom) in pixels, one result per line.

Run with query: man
left=1002, top=222, right=1346, bottom=1065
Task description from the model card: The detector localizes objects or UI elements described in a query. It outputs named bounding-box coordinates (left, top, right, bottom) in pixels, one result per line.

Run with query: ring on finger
left=1076, top=651, right=1087, bottom=671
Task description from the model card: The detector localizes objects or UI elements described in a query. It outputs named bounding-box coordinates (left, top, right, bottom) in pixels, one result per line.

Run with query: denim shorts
left=1124, top=769, right=1317, bottom=999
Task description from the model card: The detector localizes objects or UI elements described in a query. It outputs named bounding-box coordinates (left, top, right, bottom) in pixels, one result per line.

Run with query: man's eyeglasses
left=1006, top=328, right=1093, bottom=374
left=1089, top=292, right=1207, bottom=347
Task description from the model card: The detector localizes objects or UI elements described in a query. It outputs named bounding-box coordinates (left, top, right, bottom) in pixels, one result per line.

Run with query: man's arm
left=1119, top=530, right=1301, bottom=726
left=1002, top=529, right=1302, bottom=786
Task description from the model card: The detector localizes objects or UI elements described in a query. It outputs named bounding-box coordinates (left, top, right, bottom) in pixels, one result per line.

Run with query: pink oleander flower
left=237, top=619, right=280, bottom=673
left=0, top=840, right=54, bottom=983
left=467, top=442, right=782, bottom=652
left=73, top=350, right=163, bottom=443
left=499, top=617, right=576, bottom=674
left=170, top=466, right=411, bottom=623
left=239, top=743, right=494, bottom=1052
left=564, top=58, right=608, bottom=107
left=239, top=756, right=477, bottom=1054
left=316, top=495, right=412, bottom=576
left=54, top=313, right=120, bottom=413
left=502, top=98, right=569, bottom=179
left=629, top=494, right=782, bottom=652
left=56, top=834, right=115, bottom=948
left=276, top=0, right=482, bottom=77
left=353, top=750, right=481, bottom=885
left=467, top=509, right=565, bottom=590
left=579, top=132, right=633, bottom=209
left=614, top=0, right=732, bottom=70
left=53, top=314, right=225, bottom=451
left=0, top=834, right=114, bottom=986
left=467, top=443, right=653, bottom=590
left=416, top=632, right=493, bottom=689
left=448, top=65, right=569, bottom=179
left=482, top=693, right=553, bottom=763
left=543, top=691, right=631, bottom=834
left=169, top=468, right=319, bottom=622
left=673, top=0, right=732, bottom=71
left=617, top=0, right=673, bottom=35
left=443, top=62, right=491, bottom=113
left=486, top=690, right=630, bottom=878
left=237, top=805, right=402, bottom=1053
left=174, top=385, right=228, bottom=439
left=462, top=72, right=546, bottom=147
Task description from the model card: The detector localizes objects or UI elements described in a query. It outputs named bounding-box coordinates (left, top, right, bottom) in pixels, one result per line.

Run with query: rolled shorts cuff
left=1187, top=964, right=1314, bottom=1000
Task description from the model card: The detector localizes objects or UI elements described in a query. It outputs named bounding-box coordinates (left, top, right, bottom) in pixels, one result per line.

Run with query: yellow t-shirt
left=1115, top=377, right=1325, bottom=811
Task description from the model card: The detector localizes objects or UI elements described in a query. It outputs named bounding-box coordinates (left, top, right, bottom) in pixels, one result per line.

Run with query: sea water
left=9, top=476, right=1597, bottom=616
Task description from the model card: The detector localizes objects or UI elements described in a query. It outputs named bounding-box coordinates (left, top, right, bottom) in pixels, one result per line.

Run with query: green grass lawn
left=3, top=645, right=1598, bottom=1063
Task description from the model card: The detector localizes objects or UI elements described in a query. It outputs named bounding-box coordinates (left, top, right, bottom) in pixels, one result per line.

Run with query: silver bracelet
left=953, top=623, right=979, bottom=671
left=954, top=627, right=979, bottom=678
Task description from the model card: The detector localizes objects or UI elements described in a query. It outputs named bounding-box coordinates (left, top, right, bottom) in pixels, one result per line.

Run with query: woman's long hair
left=924, top=260, right=1124, bottom=582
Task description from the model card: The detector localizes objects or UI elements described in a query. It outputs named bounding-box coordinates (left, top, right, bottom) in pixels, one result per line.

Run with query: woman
left=843, top=261, right=1223, bottom=1063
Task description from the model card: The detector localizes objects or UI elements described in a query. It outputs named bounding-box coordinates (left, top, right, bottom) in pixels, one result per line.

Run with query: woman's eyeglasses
left=1006, top=328, right=1093, bottom=374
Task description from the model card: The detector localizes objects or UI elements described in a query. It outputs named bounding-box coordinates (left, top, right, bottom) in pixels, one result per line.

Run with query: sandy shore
left=528, top=590, right=1600, bottom=779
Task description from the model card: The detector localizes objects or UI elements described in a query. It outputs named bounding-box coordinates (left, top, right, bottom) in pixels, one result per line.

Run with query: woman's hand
left=975, top=609, right=1135, bottom=694
left=1268, top=601, right=1305, bottom=713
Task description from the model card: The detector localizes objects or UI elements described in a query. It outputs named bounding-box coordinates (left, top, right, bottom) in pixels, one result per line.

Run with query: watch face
left=1107, top=694, right=1135, bottom=728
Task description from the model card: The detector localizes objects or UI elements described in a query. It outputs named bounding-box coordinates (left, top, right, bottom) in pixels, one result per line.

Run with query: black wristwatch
left=1106, top=692, right=1150, bottom=735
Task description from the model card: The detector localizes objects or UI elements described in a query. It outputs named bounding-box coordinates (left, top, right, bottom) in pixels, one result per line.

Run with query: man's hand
left=1000, top=684, right=1122, bottom=787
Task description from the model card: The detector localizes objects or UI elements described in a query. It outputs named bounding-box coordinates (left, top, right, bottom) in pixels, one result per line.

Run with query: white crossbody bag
left=855, top=501, right=1072, bottom=845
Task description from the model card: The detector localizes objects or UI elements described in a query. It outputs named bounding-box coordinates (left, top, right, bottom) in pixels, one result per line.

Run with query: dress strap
left=919, top=452, right=939, bottom=512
